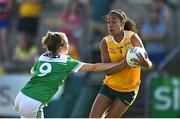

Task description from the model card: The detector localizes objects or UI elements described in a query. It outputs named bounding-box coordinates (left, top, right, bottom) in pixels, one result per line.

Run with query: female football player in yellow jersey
left=89, top=9, right=152, bottom=118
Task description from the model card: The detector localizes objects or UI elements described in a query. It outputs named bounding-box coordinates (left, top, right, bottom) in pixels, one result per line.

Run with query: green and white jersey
left=21, top=53, right=84, bottom=105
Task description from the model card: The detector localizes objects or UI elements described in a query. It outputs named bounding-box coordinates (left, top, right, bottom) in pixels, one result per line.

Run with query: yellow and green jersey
left=21, top=53, right=83, bottom=105
left=103, top=30, right=141, bottom=92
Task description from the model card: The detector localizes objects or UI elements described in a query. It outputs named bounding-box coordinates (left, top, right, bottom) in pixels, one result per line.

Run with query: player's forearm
left=92, top=63, right=120, bottom=72
left=80, top=62, right=123, bottom=72
left=105, top=59, right=127, bottom=75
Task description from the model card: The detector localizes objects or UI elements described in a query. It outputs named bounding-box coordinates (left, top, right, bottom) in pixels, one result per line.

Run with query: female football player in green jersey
left=13, top=31, right=128, bottom=118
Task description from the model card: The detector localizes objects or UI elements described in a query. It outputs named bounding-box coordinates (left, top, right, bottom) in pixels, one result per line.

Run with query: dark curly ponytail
left=124, top=17, right=137, bottom=32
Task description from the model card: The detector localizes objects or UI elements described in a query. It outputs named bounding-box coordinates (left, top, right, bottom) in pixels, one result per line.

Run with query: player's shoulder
left=103, top=35, right=113, bottom=43
left=66, top=55, right=79, bottom=62
left=125, top=30, right=137, bottom=39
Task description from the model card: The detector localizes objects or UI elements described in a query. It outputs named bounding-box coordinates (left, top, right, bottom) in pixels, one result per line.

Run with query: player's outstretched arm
left=79, top=61, right=126, bottom=72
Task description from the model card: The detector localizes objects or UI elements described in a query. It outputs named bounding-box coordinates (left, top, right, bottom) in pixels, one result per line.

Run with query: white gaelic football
left=126, top=47, right=147, bottom=67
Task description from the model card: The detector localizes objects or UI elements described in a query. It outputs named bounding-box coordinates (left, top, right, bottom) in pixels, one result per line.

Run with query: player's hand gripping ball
left=126, top=47, right=147, bottom=67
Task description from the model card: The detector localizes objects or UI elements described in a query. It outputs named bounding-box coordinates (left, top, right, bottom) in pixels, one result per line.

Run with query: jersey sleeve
left=30, top=60, right=38, bottom=74
left=66, top=56, right=84, bottom=73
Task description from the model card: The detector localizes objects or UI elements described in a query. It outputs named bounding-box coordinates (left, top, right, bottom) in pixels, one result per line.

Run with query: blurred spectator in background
left=141, top=7, right=167, bottom=68
left=152, top=0, right=172, bottom=25
left=0, top=0, right=12, bottom=62
left=90, top=28, right=104, bottom=63
left=12, top=32, right=38, bottom=64
left=88, top=0, right=114, bottom=40
left=85, top=0, right=114, bottom=62
left=17, top=0, right=41, bottom=41
left=46, top=0, right=86, bottom=60
left=0, top=64, right=5, bottom=74
left=59, top=0, right=82, bottom=39
left=58, top=0, right=83, bottom=60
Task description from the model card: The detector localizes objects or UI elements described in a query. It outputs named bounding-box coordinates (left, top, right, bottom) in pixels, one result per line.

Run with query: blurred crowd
left=0, top=0, right=179, bottom=117
left=0, top=0, right=177, bottom=73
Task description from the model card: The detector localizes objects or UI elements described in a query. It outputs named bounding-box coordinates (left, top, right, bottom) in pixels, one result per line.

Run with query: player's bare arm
left=131, top=34, right=152, bottom=69
left=79, top=62, right=125, bottom=72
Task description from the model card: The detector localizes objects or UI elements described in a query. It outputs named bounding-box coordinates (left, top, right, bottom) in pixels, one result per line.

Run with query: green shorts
left=99, top=84, right=138, bottom=106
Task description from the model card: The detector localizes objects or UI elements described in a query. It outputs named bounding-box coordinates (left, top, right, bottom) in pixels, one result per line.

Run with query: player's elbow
left=144, top=60, right=152, bottom=70
left=146, top=64, right=152, bottom=70
left=105, top=70, right=112, bottom=76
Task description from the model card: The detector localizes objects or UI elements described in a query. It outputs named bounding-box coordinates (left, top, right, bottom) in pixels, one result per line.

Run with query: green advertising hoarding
left=151, top=74, right=180, bottom=117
